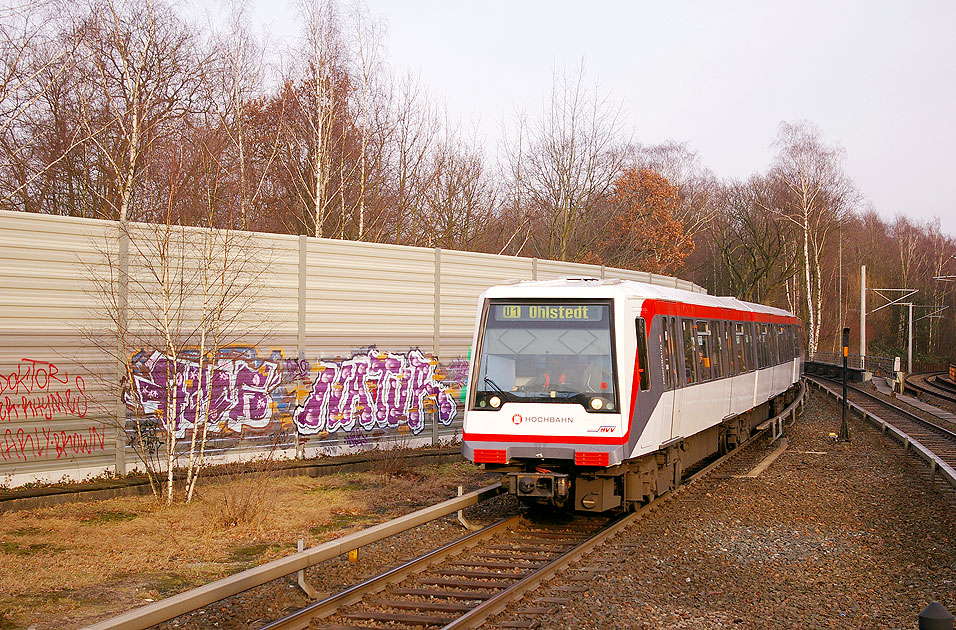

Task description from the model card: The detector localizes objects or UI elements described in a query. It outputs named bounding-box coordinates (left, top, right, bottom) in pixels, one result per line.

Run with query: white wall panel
left=0, top=209, right=705, bottom=485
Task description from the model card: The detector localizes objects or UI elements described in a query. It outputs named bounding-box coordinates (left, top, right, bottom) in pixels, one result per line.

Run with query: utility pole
left=908, top=302, right=914, bottom=374
left=860, top=265, right=866, bottom=360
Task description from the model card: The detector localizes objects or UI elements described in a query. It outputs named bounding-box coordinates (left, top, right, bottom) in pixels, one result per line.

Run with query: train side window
left=711, top=321, right=724, bottom=379
left=747, top=322, right=758, bottom=370
left=734, top=322, right=746, bottom=372
left=660, top=323, right=671, bottom=390
left=681, top=319, right=698, bottom=385
left=668, top=317, right=680, bottom=388
left=724, top=322, right=734, bottom=376
left=726, top=322, right=736, bottom=376
left=753, top=324, right=759, bottom=368
left=761, top=324, right=771, bottom=368
left=766, top=325, right=774, bottom=365
left=635, top=318, right=651, bottom=391
left=695, top=320, right=712, bottom=381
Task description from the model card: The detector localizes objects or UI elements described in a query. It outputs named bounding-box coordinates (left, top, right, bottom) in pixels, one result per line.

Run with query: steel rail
left=809, top=374, right=956, bottom=441
left=907, top=372, right=956, bottom=405
left=96, top=380, right=807, bottom=630
left=439, top=380, right=808, bottom=630
left=80, top=483, right=504, bottom=630
left=806, top=375, right=956, bottom=490
left=260, top=515, right=521, bottom=630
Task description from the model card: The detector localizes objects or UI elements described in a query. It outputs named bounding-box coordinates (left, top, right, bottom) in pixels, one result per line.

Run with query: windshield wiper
left=483, top=377, right=507, bottom=394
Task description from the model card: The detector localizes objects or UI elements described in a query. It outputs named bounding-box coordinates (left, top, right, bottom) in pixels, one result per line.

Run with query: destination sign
left=494, top=304, right=605, bottom=322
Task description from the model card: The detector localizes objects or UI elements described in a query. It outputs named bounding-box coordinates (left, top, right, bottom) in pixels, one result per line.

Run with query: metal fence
left=809, top=352, right=897, bottom=378
left=0, top=209, right=705, bottom=487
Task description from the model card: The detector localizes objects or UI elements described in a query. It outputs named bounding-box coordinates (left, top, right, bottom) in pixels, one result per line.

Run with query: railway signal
left=840, top=327, right=850, bottom=442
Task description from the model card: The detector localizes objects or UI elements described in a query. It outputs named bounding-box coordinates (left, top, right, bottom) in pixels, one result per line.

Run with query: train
left=462, top=277, right=804, bottom=512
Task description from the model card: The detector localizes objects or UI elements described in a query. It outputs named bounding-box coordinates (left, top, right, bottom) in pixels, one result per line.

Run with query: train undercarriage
left=486, top=387, right=796, bottom=513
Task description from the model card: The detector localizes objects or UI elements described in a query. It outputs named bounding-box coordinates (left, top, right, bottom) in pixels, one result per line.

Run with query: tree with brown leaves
left=584, top=167, right=692, bottom=274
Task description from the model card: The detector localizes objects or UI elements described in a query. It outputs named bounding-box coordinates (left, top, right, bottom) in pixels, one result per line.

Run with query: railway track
left=906, top=371, right=956, bottom=406
left=259, top=386, right=806, bottom=630
left=86, top=385, right=806, bottom=630
left=806, top=374, right=956, bottom=500
left=261, top=513, right=617, bottom=630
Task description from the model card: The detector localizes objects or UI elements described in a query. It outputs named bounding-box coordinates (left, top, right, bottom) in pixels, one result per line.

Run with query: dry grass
left=0, top=461, right=493, bottom=630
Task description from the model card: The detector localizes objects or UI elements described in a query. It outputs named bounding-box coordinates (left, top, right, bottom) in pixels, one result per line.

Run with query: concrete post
left=434, top=248, right=441, bottom=358
left=114, top=225, right=129, bottom=475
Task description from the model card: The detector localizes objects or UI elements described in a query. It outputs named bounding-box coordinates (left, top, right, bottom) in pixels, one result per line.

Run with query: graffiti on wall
left=1, top=358, right=88, bottom=423
left=123, top=347, right=465, bottom=440
left=125, top=347, right=284, bottom=439
left=1, top=358, right=103, bottom=462
left=293, top=349, right=457, bottom=436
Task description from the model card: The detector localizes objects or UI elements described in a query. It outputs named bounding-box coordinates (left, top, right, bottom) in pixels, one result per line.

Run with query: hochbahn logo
left=511, top=414, right=573, bottom=425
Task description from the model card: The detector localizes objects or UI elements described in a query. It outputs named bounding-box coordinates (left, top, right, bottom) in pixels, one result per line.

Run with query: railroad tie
left=342, top=610, right=455, bottom=625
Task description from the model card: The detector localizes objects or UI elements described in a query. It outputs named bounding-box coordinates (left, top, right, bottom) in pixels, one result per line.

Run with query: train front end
left=462, top=281, right=630, bottom=510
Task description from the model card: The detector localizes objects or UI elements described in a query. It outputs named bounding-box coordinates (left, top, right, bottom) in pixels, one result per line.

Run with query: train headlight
left=490, top=396, right=502, bottom=408
left=589, top=397, right=604, bottom=410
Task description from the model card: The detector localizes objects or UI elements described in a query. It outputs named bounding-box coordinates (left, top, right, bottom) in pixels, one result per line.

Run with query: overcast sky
left=250, top=0, right=956, bottom=237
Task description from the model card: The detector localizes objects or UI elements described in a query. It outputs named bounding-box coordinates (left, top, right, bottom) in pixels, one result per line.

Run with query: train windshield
left=471, top=299, right=618, bottom=412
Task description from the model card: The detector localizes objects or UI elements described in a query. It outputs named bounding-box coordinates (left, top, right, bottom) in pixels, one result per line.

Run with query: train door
left=655, top=316, right=678, bottom=447
left=672, top=318, right=699, bottom=439
left=636, top=313, right=668, bottom=451
left=749, top=321, right=760, bottom=408
left=716, top=321, right=734, bottom=420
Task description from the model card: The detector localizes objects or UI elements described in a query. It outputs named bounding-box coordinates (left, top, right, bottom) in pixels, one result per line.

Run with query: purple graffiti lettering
left=126, top=348, right=284, bottom=438
left=294, top=349, right=457, bottom=436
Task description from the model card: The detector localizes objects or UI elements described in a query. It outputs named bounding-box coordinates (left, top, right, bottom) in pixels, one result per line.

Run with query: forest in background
left=2, top=0, right=954, bottom=365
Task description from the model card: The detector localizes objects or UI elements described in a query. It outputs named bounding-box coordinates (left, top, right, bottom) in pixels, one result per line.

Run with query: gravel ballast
left=518, top=389, right=956, bottom=629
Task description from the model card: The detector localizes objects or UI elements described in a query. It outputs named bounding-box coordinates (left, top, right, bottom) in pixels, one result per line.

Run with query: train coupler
left=503, top=471, right=570, bottom=502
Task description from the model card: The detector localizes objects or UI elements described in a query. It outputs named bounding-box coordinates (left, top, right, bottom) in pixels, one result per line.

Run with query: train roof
left=483, top=277, right=800, bottom=322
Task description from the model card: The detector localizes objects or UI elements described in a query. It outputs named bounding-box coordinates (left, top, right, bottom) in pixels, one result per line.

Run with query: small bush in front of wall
left=370, top=427, right=414, bottom=486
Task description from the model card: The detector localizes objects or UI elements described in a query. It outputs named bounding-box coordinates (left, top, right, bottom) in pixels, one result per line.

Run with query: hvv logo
left=587, top=425, right=616, bottom=433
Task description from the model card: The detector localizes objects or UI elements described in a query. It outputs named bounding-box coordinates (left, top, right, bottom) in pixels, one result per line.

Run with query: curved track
left=260, top=388, right=805, bottom=630
left=84, top=385, right=806, bottom=630
left=806, top=374, right=956, bottom=499
left=906, top=371, right=956, bottom=406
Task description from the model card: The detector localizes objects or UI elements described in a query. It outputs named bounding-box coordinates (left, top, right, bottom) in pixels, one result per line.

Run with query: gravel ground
left=510, top=389, right=956, bottom=629
left=157, top=492, right=519, bottom=629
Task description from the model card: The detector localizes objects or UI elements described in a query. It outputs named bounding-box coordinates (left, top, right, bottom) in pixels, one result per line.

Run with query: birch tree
left=289, top=0, right=344, bottom=237
left=72, top=0, right=208, bottom=223
left=767, top=121, right=856, bottom=355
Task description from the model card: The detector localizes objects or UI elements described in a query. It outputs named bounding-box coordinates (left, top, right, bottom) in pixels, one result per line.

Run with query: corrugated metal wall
left=0, top=209, right=705, bottom=486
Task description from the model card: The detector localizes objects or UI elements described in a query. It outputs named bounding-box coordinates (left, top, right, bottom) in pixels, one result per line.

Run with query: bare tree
left=420, top=122, right=495, bottom=250
left=72, top=0, right=209, bottom=223
left=288, top=0, right=344, bottom=237
left=385, top=70, right=439, bottom=245
left=707, top=176, right=800, bottom=303
left=504, top=59, right=627, bottom=261
left=347, top=0, right=387, bottom=241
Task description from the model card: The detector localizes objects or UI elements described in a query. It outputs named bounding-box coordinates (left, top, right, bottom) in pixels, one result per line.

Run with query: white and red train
left=462, top=277, right=803, bottom=512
